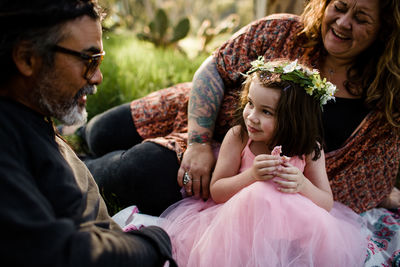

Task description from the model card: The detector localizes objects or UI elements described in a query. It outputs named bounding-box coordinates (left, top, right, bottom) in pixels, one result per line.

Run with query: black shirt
left=322, top=97, right=370, bottom=152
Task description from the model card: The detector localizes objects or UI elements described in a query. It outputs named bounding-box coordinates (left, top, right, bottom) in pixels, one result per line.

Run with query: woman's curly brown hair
left=300, top=0, right=400, bottom=129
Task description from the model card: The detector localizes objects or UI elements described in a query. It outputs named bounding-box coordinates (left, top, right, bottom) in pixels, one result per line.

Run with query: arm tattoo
left=188, top=131, right=212, bottom=144
left=189, top=56, right=225, bottom=137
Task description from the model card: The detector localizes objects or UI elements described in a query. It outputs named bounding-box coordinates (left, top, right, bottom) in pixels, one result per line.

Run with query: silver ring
left=183, top=172, right=191, bottom=185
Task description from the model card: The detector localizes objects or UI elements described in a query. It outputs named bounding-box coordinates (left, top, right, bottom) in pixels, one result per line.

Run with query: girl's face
left=321, top=0, right=380, bottom=61
left=243, top=77, right=281, bottom=145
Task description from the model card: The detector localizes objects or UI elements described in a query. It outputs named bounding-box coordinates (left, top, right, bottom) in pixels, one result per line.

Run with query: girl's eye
left=263, top=109, right=272, bottom=115
left=247, top=100, right=253, bottom=107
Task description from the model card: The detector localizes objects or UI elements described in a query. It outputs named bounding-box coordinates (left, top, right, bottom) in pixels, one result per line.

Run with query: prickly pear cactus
left=137, top=8, right=190, bottom=48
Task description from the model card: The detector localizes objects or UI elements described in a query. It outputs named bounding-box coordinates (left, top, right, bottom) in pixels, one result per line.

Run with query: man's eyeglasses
left=53, top=45, right=105, bottom=80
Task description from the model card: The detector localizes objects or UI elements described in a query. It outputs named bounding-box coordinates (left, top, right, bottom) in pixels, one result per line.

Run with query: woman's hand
left=379, top=187, right=400, bottom=209
left=273, top=162, right=306, bottom=193
left=251, top=154, right=283, bottom=181
left=178, top=143, right=215, bottom=199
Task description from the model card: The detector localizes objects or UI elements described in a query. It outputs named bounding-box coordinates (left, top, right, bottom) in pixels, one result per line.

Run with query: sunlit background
left=85, top=0, right=305, bottom=120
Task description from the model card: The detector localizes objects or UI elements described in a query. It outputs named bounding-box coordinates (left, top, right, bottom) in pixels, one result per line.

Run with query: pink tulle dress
left=160, top=140, right=367, bottom=267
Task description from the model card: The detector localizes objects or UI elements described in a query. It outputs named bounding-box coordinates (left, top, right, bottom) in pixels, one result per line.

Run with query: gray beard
left=33, top=68, right=96, bottom=126
left=40, top=96, right=88, bottom=125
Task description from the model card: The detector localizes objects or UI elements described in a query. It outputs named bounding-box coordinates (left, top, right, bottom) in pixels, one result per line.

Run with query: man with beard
left=0, top=1, right=176, bottom=266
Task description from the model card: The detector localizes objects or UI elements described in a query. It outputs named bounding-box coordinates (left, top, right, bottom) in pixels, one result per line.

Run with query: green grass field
left=86, top=31, right=208, bottom=120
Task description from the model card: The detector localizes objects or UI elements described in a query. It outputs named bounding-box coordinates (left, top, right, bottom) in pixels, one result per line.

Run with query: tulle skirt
left=160, top=181, right=367, bottom=267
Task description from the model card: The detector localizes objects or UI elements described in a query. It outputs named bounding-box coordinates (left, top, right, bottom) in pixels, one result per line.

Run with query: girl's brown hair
left=237, top=70, right=324, bottom=160
left=300, top=0, right=400, bottom=129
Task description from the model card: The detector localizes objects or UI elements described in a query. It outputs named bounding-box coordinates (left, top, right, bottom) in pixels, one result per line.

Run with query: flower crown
left=245, top=57, right=337, bottom=107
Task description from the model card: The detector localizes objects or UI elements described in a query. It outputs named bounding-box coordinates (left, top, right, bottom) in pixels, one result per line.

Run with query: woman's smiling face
left=321, top=0, right=381, bottom=61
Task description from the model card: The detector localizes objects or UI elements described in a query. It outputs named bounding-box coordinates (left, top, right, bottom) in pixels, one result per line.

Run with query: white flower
left=251, top=57, right=265, bottom=69
left=320, top=95, right=329, bottom=106
left=261, top=62, right=275, bottom=72
left=283, top=59, right=298, bottom=73
left=326, top=82, right=337, bottom=96
left=320, top=92, right=335, bottom=106
left=305, top=68, right=319, bottom=76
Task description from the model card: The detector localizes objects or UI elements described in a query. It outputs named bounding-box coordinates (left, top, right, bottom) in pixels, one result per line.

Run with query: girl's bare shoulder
left=226, top=125, right=248, bottom=148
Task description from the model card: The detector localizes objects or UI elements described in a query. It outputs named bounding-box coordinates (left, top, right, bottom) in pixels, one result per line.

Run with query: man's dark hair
left=0, top=0, right=103, bottom=85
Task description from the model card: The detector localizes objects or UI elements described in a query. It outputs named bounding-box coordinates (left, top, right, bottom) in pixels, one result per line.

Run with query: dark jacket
left=0, top=98, right=176, bottom=267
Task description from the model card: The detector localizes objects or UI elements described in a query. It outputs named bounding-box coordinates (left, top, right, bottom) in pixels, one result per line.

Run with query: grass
left=64, top=31, right=208, bottom=155
left=86, top=31, right=209, bottom=120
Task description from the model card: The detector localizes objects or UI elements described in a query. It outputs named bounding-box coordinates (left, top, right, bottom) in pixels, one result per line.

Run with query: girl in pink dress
left=160, top=58, right=367, bottom=266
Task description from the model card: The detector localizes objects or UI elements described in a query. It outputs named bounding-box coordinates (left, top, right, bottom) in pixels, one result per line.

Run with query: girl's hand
left=251, top=154, right=283, bottom=181
left=273, top=162, right=306, bottom=193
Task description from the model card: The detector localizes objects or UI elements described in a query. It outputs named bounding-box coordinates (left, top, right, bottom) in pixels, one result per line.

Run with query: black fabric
left=0, top=98, right=174, bottom=267
left=85, top=142, right=182, bottom=216
left=322, top=97, right=370, bottom=152
left=128, top=226, right=178, bottom=267
left=82, top=103, right=142, bottom=157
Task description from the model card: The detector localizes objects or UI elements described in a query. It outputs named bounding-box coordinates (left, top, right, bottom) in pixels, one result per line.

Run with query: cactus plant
left=137, top=8, right=190, bottom=48
left=197, top=14, right=239, bottom=53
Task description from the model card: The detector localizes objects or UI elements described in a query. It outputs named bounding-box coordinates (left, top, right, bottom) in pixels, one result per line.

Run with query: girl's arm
left=274, top=150, right=334, bottom=211
left=210, top=126, right=250, bottom=203
left=210, top=126, right=282, bottom=203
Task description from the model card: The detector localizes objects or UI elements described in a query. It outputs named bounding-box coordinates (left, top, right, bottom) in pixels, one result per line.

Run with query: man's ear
left=12, top=41, right=40, bottom=77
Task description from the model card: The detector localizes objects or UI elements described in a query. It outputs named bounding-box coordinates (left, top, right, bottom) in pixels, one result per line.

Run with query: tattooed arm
left=188, top=56, right=225, bottom=144
left=177, top=56, right=225, bottom=199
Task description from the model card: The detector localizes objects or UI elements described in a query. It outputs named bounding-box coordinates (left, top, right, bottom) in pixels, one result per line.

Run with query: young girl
left=160, top=58, right=367, bottom=266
